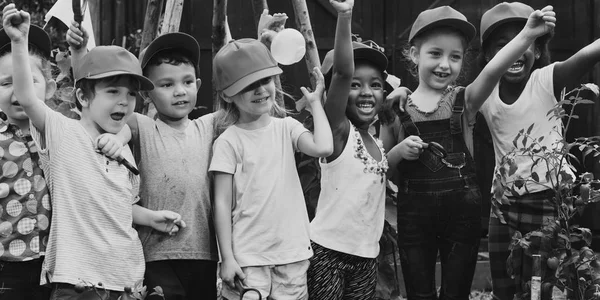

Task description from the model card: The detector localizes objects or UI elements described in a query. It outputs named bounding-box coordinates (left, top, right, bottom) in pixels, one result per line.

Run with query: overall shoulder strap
left=450, top=87, right=465, bottom=135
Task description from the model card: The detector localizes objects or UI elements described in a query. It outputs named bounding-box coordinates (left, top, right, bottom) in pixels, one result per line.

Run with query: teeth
left=434, top=72, right=449, bottom=78
left=509, top=61, right=524, bottom=71
left=252, top=98, right=267, bottom=103
left=358, top=103, right=374, bottom=108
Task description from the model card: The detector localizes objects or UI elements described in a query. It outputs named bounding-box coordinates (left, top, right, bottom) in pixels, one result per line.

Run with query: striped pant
left=488, top=190, right=556, bottom=300
left=307, top=242, right=378, bottom=300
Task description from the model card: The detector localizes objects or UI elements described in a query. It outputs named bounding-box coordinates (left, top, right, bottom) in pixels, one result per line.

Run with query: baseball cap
left=138, top=32, right=200, bottom=70
left=480, top=2, right=533, bottom=44
left=74, top=45, right=154, bottom=91
left=0, top=24, right=51, bottom=59
left=321, top=41, right=388, bottom=77
left=409, top=6, right=476, bottom=44
left=213, top=38, right=282, bottom=97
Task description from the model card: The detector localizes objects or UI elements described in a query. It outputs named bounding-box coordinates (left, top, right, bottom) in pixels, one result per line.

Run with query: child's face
left=228, top=76, right=276, bottom=121
left=411, top=30, right=464, bottom=91
left=0, top=54, right=52, bottom=124
left=346, top=62, right=385, bottom=128
left=144, top=62, right=198, bottom=121
left=80, top=76, right=137, bottom=134
left=486, top=23, right=537, bottom=84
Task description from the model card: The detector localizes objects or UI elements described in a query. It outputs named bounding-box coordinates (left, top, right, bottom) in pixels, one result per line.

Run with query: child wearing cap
left=2, top=4, right=185, bottom=298
left=477, top=2, right=600, bottom=300
left=209, top=37, right=332, bottom=299
left=68, top=23, right=220, bottom=299
left=379, top=5, right=555, bottom=299
left=305, top=0, right=388, bottom=299
left=0, top=18, right=54, bottom=300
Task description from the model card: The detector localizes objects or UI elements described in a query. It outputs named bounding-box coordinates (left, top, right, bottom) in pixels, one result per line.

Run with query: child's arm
left=132, top=204, right=186, bottom=235
left=213, top=172, right=247, bottom=288
left=297, top=68, right=334, bottom=157
left=96, top=125, right=132, bottom=159
left=385, top=131, right=427, bottom=178
left=66, top=20, right=89, bottom=67
left=323, top=0, right=354, bottom=129
left=553, top=39, right=600, bottom=98
left=465, top=6, right=556, bottom=115
left=2, top=5, right=50, bottom=131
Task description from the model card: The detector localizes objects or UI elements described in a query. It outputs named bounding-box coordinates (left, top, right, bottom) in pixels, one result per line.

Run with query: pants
left=307, top=242, right=378, bottom=300
left=0, top=258, right=51, bottom=300
left=145, top=259, right=218, bottom=300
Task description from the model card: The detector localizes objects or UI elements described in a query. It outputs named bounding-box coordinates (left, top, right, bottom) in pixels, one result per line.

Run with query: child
left=2, top=4, right=184, bottom=298
left=0, top=23, right=53, bottom=300
left=210, top=38, right=333, bottom=299
left=68, top=24, right=220, bottom=299
left=306, top=0, right=388, bottom=299
left=478, top=2, right=600, bottom=299
left=380, top=5, right=555, bottom=300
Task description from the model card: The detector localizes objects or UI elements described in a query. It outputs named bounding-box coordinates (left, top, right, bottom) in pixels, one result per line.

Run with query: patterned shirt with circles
left=0, top=119, right=50, bottom=261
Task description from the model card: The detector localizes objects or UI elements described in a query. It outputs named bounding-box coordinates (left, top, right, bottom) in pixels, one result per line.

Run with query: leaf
left=509, top=163, right=518, bottom=177
left=583, top=83, right=599, bottom=95
left=514, top=178, right=525, bottom=189
left=532, top=172, right=540, bottom=182
left=153, top=286, right=164, bottom=296
left=577, top=99, right=595, bottom=105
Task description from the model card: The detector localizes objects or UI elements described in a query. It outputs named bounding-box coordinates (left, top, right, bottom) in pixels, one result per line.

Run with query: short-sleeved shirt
left=0, top=120, right=50, bottom=261
left=480, top=63, right=573, bottom=195
left=209, top=117, right=313, bottom=267
left=31, top=107, right=143, bottom=291
left=133, top=113, right=218, bottom=262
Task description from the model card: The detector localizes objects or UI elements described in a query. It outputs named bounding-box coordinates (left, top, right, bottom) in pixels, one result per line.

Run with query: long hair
left=213, top=75, right=289, bottom=138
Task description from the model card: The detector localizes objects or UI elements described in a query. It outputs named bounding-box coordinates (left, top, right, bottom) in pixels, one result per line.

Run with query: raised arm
left=465, top=6, right=556, bottom=116
left=66, top=20, right=90, bottom=70
left=323, top=0, right=354, bottom=128
left=2, top=5, right=49, bottom=130
left=553, top=39, right=600, bottom=98
left=297, top=68, right=334, bottom=157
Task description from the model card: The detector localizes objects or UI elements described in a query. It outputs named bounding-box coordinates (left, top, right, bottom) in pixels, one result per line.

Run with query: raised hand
left=329, top=0, right=354, bottom=14
left=66, top=20, right=89, bottom=51
left=524, top=5, right=556, bottom=38
left=257, top=9, right=288, bottom=47
left=2, top=3, right=30, bottom=43
left=300, top=67, right=325, bottom=106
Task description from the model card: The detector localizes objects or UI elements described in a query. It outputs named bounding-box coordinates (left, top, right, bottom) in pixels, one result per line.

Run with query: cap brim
left=481, top=18, right=527, bottom=43
left=354, top=47, right=388, bottom=73
left=0, top=25, right=51, bottom=58
left=84, top=70, right=155, bottom=91
left=222, top=66, right=283, bottom=97
left=139, top=32, right=200, bottom=69
left=411, top=18, right=476, bottom=44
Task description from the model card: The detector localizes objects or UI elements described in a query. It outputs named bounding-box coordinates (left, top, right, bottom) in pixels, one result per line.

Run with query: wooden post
left=251, top=0, right=268, bottom=29
left=531, top=254, right=542, bottom=300
left=140, top=0, right=164, bottom=50
left=212, top=0, right=230, bottom=110
left=160, top=0, right=185, bottom=34
left=88, top=0, right=101, bottom=46
left=291, top=0, right=320, bottom=89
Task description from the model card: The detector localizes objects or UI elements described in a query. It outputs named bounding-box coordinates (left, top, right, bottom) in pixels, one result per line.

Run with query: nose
left=254, top=83, right=267, bottom=94
left=360, top=85, right=373, bottom=96
left=174, top=83, right=187, bottom=97
left=439, top=55, right=450, bottom=69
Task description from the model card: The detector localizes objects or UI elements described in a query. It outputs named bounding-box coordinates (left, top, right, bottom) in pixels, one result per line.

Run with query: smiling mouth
left=433, top=71, right=450, bottom=78
left=509, top=61, right=525, bottom=72
left=173, top=101, right=188, bottom=106
left=357, top=102, right=375, bottom=113
left=12, top=101, right=20, bottom=106
left=251, top=97, right=268, bottom=104
left=110, top=112, right=125, bottom=121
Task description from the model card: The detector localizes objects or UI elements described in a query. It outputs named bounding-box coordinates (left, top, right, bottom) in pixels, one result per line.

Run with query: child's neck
left=6, top=117, right=30, bottom=134
left=410, top=84, right=449, bottom=112
left=498, top=78, right=528, bottom=105
left=236, top=113, right=271, bottom=130
left=157, top=113, right=190, bottom=130
left=79, top=117, right=106, bottom=140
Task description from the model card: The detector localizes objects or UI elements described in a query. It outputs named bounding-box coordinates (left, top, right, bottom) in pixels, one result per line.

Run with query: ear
left=75, top=88, right=89, bottom=108
left=44, top=79, right=57, bottom=100
left=220, top=92, right=234, bottom=104
left=196, top=78, right=202, bottom=91
left=534, top=47, right=541, bottom=60
left=409, top=46, right=419, bottom=65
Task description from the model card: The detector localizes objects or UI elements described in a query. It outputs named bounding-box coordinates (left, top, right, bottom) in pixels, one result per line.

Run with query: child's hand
left=329, top=0, right=354, bottom=14
left=150, top=210, right=186, bottom=236
left=66, top=20, right=89, bottom=51
left=2, top=4, right=30, bottom=43
left=524, top=5, right=556, bottom=39
left=300, top=67, right=325, bottom=107
left=257, top=9, right=288, bottom=47
left=397, top=135, right=428, bottom=160
left=385, top=86, right=412, bottom=113
left=220, top=259, right=246, bottom=290
left=96, top=133, right=125, bottom=160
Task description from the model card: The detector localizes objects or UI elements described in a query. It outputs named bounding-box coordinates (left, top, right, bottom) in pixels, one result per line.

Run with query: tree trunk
left=250, top=0, right=268, bottom=29
left=212, top=0, right=231, bottom=110
left=291, top=0, right=320, bottom=89
left=161, top=0, right=185, bottom=34
left=140, top=0, right=164, bottom=50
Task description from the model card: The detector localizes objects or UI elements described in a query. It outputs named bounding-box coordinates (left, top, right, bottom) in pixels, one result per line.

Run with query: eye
left=185, top=80, right=195, bottom=86
left=0, top=81, right=11, bottom=87
left=371, top=81, right=383, bottom=89
left=429, top=50, right=441, bottom=57
left=128, top=91, right=137, bottom=97
left=350, top=82, right=361, bottom=88
left=161, top=82, right=173, bottom=88
left=451, top=54, right=462, bottom=61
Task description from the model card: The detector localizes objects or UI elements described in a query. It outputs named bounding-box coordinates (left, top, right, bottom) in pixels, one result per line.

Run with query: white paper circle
left=271, top=28, right=306, bottom=65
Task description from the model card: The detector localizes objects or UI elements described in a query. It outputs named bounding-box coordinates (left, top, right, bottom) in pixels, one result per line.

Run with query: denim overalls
left=395, top=88, right=482, bottom=300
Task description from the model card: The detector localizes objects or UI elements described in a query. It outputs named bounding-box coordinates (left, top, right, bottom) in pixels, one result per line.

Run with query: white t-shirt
left=310, top=124, right=386, bottom=258
left=31, top=107, right=143, bottom=291
left=480, top=63, right=572, bottom=195
left=209, top=117, right=313, bottom=267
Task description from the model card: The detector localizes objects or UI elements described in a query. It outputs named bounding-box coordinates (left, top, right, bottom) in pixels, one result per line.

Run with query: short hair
left=0, top=46, right=52, bottom=81
left=143, top=49, right=199, bottom=77
left=74, top=75, right=139, bottom=111
left=324, top=59, right=385, bottom=91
